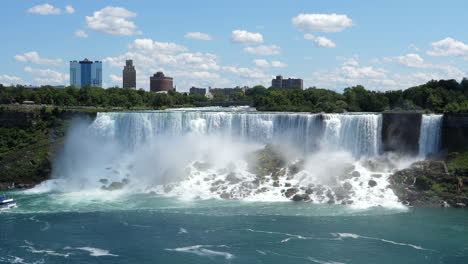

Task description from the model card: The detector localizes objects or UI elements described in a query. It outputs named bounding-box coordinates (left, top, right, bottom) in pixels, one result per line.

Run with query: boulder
left=368, top=180, right=377, bottom=187
left=292, top=194, right=310, bottom=202
left=285, top=188, right=298, bottom=198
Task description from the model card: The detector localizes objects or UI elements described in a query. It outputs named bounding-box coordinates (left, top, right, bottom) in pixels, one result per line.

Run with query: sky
left=1, top=0, right=468, bottom=92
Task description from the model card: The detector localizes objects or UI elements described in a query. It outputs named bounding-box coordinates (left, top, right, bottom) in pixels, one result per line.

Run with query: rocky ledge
left=390, top=160, right=468, bottom=208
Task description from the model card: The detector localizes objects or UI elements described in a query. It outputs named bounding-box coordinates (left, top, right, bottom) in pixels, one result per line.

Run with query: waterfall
left=322, top=114, right=382, bottom=157
left=418, top=114, right=443, bottom=157
left=36, top=108, right=443, bottom=208
left=90, top=110, right=384, bottom=157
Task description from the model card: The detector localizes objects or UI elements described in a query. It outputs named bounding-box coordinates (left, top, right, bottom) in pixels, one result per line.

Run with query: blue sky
left=1, top=0, right=468, bottom=91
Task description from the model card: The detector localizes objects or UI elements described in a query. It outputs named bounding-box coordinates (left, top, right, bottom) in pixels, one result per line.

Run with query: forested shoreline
left=1, top=78, right=468, bottom=113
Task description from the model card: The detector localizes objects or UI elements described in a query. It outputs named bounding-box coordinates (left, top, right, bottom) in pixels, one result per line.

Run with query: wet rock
left=220, top=192, right=230, bottom=199
left=285, top=188, right=298, bottom=198
left=193, top=161, right=211, bottom=171
left=389, top=160, right=464, bottom=207
left=368, top=180, right=377, bottom=187
left=226, top=172, right=242, bottom=184
left=326, top=190, right=335, bottom=204
left=99, top=178, right=109, bottom=184
left=343, top=182, right=353, bottom=191
left=288, top=160, right=304, bottom=175
left=371, top=174, right=382, bottom=178
left=292, top=194, right=310, bottom=202
left=103, top=181, right=125, bottom=191
left=305, top=188, right=314, bottom=195
left=285, top=182, right=292, bottom=187
left=352, top=171, right=361, bottom=177
left=273, top=181, right=280, bottom=187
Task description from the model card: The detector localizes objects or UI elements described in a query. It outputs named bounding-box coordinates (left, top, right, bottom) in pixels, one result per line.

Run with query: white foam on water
left=165, top=245, right=234, bottom=260
left=178, top=227, right=188, bottom=234
left=333, top=233, right=430, bottom=251
left=74, top=247, right=118, bottom=257
left=308, top=257, right=347, bottom=264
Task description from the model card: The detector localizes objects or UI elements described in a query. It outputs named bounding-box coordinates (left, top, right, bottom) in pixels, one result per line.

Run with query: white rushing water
left=418, top=114, right=443, bottom=158
left=31, top=108, right=437, bottom=209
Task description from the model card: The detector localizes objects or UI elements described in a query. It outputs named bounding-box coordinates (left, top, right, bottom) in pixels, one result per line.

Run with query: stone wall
left=382, top=112, right=422, bottom=155
left=442, top=114, right=468, bottom=152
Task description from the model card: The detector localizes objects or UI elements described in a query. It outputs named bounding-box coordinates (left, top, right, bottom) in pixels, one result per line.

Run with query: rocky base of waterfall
left=390, top=160, right=468, bottom=208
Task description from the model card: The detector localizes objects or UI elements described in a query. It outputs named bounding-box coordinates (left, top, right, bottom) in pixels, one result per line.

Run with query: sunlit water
left=1, top=191, right=468, bottom=264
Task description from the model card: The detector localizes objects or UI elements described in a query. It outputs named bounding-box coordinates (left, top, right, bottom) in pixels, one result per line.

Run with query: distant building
left=122, top=60, right=136, bottom=89
left=189, top=87, right=206, bottom=95
left=70, top=59, right=102, bottom=88
left=150, top=72, right=174, bottom=92
left=209, top=87, right=245, bottom=97
left=271, top=75, right=303, bottom=90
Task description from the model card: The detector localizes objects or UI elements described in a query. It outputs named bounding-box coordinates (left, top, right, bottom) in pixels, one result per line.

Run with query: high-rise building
left=271, top=75, right=303, bottom=90
left=150, top=72, right=174, bottom=92
left=122, top=60, right=136, bottom=89
left=70, top=59, right=102, bottom=88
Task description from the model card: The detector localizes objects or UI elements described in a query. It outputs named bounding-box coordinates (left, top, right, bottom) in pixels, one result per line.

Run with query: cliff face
left=442, top=114, right=468, bottom=153
left=381, top=113, right=422, bottom=156
left=0, top=108, right=95, bottom=190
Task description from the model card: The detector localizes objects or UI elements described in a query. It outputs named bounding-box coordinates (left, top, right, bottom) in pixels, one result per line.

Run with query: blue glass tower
left=70, top=59, right=102, bottom=88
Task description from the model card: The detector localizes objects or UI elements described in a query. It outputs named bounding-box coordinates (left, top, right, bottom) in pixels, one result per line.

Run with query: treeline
left=249, top=78, right=468, bottom=113
left=1, top=78, right=468, bottom=113
left=0, top=85, right=208, bottom=109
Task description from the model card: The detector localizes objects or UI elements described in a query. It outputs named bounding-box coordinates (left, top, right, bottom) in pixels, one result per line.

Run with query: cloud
left=385, top=53, right=465, bottom=77
left=86, top=6, right=142, bottom=36
left=244, top=45, right=280, bottom=55
left=129, top=38, right=188, bottom=54
left=222, top=66, right=268, bottom=80
left=253, top=59, right=269, bottom=67
left=27, top=4, right=75, bottom=15
left=231, top=30, right=263, bottom=45
left=15, top=51, right=63, bottom=66
left=75, top=30, right=89, bottom=38
left=292, top=13, right=353, bottom=32
left=253, top=59, right=287, bottom=68
left=184, top=32, right=213, bottom=40
left=65, top=5, right=75, bottom=14
left=24, top=67, right=69, bottom=84
left=304, top=34, right=336, bottom=48
left=109, top=74, right=122, bottom=83
left=427, top=37, right=468, bottom=57
left=0, top=75, right=23, bottom=85
left=27, top=4, right=61, bottom=15
left=309, top=56, right=466, bottom=91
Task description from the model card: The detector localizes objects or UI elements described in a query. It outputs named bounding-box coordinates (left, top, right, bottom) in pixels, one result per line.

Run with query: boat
left=0, top=194, right=17, bottom=210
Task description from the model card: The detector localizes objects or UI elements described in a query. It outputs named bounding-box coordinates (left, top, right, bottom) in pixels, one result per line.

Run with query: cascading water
left=418, top=114, right=443, bottom=158
left=33, top=107, right=433, bottom=208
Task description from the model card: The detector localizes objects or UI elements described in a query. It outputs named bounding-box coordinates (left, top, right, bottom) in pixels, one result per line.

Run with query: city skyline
left=1, top=0, right=468, bottom=92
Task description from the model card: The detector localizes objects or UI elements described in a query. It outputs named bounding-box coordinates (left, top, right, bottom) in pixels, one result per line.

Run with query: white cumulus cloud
left=15, top=51, right=63, bottom=66
left=86, top=6, right=142, bottom=36
left=27, top=4, right=61, bottom=15
left=65, top=5, right=75, bottom=14
left=75, top=30, right=89, bottom=38
left=292, top=13, right=353, bottom=32
left=253, top=59, right=287, bottom=68
left=185, top=32, right=213, bottom=40
left=231, top=30, right=263, bottom=45
left=427, top=37, right=468, bottom=58
left=304, top=34, right=336, bottom=48
left=244, top=45, right=280, bottom=55
left=24, top=67, right=69, bottom=84
left=0, top=75, right=23, bottom=85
